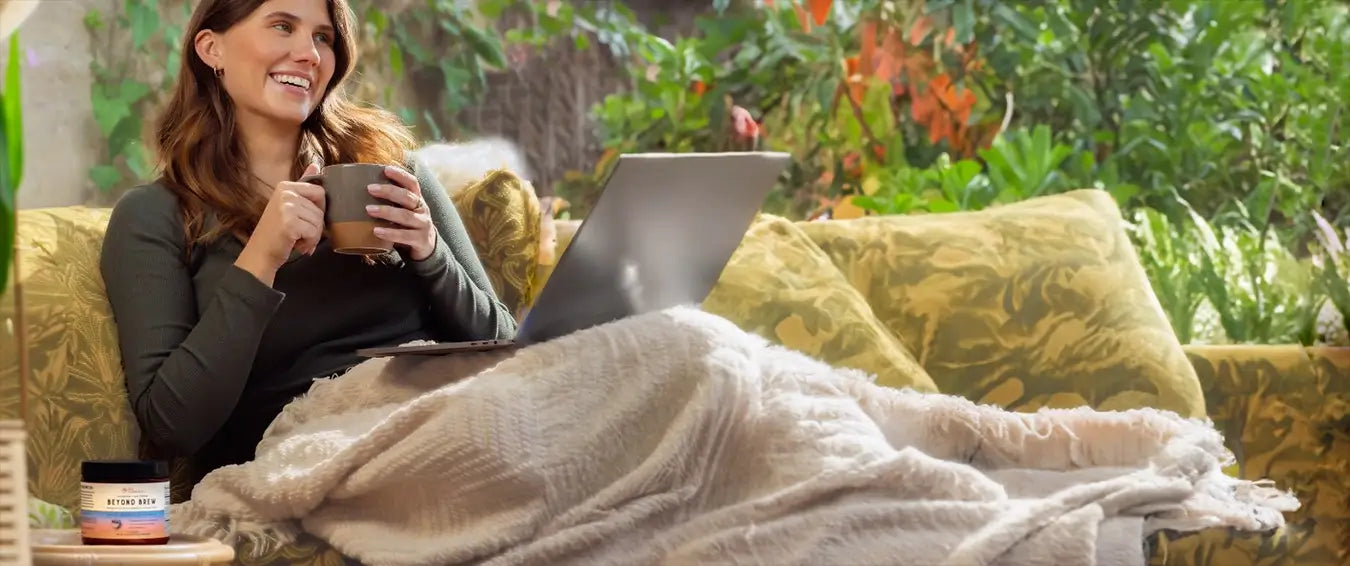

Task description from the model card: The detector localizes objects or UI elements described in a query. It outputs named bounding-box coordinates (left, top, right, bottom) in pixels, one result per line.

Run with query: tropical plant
left=1127, top=199, right=1326, bottom=346
left=1311, top=211, right=1350, bottom=343
left=0, top=30, right=26, bottom=296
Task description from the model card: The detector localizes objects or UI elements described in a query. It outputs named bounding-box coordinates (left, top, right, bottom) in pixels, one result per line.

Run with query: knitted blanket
left=171, top=307, right=1297, bottom=566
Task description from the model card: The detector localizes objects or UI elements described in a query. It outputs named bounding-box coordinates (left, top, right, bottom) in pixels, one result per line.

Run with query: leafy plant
left=1184, top=201, right=1322, bottom=345
left=83, top=0, right=186, bottom=196
left=1127, top=207, right=1208, bottom=344
left=0, top=32, right=26, bottom=295
left=1311, top=210, right=1350, bottom=343
left=359, top=0, right=515, bottom=139
left=1128, top=201, right=1324, bottom=346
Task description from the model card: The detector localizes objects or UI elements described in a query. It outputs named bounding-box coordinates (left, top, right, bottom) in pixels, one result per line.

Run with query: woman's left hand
left=367, top=165, right=437, bottom=261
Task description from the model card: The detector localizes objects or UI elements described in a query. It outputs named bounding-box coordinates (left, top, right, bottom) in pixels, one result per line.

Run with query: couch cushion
left=702, top=215, right=938, bottom=392
left=449, top=169, right=541, bottom=318
left=798, top=189, right=1206, bottom=418
left=0, top=206, right=138, bottom=511
left=1184, top=344, right=1350, bottom=564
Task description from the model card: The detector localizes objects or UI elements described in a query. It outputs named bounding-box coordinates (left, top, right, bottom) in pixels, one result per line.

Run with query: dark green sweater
left=99, top=156, right=516, bottom=479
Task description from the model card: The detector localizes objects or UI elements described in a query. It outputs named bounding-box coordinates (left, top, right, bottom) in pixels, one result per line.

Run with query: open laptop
left=357, top=151, right=792, bottom=357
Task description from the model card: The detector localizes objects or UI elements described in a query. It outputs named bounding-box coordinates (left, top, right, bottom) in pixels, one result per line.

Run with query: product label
left=80, top=481, right=170, bottom=539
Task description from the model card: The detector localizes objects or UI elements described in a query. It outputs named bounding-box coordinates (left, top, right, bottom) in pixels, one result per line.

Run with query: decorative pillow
left=702, top=215, right=939, bottom=393
left=0, top=207, right=140, bottom=511
left=798, top=189, right=1206, bottom=419
left=449, top=169, right=542, bottom=318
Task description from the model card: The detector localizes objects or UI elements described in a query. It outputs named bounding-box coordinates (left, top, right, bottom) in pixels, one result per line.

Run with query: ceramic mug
left=300, top=163, right=396, bottom=255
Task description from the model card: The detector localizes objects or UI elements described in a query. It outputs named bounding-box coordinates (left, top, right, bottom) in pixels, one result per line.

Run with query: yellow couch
left=2, top=176, right=1345, bottom=565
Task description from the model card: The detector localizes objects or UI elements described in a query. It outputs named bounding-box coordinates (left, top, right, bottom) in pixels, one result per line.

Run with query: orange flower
left=808, top=0, right=832, bottom=26
left=909, top=73, right=978, bottom=148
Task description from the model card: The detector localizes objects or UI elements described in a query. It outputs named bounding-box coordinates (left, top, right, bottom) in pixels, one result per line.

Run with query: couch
left=1, top=171, right=1345, bottom=565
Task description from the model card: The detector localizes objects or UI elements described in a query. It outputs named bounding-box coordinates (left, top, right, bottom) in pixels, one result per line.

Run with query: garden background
left=14, top=0, right=1350, bottom=348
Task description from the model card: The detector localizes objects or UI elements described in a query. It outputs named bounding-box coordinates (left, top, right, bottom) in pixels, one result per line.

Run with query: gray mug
left=300, top=163, right=396, bottom=255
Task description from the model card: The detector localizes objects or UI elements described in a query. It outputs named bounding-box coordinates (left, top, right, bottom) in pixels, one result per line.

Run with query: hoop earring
left=214, top=66, right=224, bottom=78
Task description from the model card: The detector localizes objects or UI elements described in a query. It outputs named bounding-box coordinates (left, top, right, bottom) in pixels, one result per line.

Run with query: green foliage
left=0, top=33, right=26, bottom=295
left=358, top=0, right=511, bottom=139
left=576, top=0, right=1347, bottom=345
left=83, top=0, right=185, bottom=195
left=1311, top=211, right=1350, bottom=341
left=576, top=1, right=895, bottom=216
left=362, top=0, right=639, bottom=139
left=78, top=0, right=1347, bottom=345
left=28, top=495, right=77, bottom=529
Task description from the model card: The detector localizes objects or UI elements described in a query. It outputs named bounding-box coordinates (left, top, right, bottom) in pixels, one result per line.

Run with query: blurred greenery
left=82, top=0, right=1348, bottom=346
left=559, top=0, right=1349, bottom=347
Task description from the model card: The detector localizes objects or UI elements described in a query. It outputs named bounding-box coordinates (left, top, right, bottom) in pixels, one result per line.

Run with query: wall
left=11, top=0, right=111, bottom=209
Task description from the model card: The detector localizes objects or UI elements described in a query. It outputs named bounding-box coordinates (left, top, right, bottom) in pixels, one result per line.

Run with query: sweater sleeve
left=403, top=155, right=519, bottom=341
left=100, top=185, right=285, bottom=456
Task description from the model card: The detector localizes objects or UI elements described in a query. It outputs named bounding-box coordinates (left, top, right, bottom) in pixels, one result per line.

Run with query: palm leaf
left=0, top=33, right=22, bottom=294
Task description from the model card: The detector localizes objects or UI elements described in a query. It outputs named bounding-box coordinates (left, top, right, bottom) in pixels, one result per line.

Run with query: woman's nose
left=291, top=34, right=321, bottom=65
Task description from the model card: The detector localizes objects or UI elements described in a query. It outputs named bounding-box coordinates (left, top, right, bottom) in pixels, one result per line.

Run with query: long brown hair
left=153, top=0, right=415, bottom=250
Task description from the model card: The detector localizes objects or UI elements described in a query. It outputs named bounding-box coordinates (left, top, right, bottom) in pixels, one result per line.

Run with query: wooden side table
left=30, top=529, right=235, bottom=565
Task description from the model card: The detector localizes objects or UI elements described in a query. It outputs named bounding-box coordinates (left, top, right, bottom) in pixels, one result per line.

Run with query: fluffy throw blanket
left=171, top=307, right=1298, bottom=566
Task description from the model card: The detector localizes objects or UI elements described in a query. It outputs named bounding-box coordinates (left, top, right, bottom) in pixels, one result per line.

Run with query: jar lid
left=81, top=460, right=169, bottom=482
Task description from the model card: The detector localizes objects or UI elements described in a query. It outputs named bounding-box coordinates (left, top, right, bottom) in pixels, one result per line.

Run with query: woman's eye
left=314, top=33, right=331, bottom=44
left=273, top=22, right=292, bottom=33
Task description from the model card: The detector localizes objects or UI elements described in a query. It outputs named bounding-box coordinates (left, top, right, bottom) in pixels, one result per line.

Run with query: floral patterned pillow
left=798, top=190, right=1206, bottom=419
left=703, top=214, right=938, bottom=393
left=448, top=169, right=542, bottom=318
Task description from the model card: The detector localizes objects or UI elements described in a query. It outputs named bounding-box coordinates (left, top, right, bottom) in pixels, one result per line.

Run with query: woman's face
left=198, top=0, right=338, bottom=127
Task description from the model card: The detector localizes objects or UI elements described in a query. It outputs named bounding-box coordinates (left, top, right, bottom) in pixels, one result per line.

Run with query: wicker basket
left=0, top=420, right=29, bottom=566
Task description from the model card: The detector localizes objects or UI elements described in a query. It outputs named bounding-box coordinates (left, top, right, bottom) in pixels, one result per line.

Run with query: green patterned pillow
left=798, top=189, right=1206, bottom=418
left=703, top=215, right=938, bottom=393
left=1, top=207, right=140, bottom=512
left=449, top=169, right=542, bottom=318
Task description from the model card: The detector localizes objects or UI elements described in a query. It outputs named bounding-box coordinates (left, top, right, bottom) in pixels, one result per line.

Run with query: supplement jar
left=79, top=460, right=171, bottom=545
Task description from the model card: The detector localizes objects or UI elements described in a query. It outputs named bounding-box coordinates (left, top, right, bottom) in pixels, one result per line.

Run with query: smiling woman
left=96, top=0, right=518, bottom=484
left=151, top=0, right=411, bottom=251
left=198, top=5, right=335, bottom=126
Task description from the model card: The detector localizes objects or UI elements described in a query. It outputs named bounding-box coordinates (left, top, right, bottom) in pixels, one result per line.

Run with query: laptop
left=356, top=151, right=793, bottom=357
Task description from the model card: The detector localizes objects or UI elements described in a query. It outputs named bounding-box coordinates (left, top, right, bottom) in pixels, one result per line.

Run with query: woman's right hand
left=235, top=163, right=326, bottom=285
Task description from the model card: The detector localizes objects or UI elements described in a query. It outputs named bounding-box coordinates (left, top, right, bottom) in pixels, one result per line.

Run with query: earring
left=214, top=66, right=223, bottom=78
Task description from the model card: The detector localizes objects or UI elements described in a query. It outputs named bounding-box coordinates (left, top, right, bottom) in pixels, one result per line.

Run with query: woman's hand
left=367, top=165, right=438, bottom=261
left=236, top=163, right=326, bottom=286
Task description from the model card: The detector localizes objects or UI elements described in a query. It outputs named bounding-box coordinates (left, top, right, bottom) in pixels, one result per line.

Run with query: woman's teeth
left=271, top=74, right=310, bottom=90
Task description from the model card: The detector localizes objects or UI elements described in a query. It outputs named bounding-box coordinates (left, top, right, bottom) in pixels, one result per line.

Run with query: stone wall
left=12, top=0, right=114, bottom=209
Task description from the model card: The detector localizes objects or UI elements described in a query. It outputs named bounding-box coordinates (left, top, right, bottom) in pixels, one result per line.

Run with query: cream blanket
left=171, top=307, right=1298, bottom=566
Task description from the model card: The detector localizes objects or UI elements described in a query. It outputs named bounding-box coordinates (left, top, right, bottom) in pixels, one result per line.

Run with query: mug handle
left=297, top=172, right=332, bottom=233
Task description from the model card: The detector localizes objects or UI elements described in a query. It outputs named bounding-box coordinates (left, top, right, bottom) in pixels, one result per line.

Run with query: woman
left=99, top=0, right=516, bottom=482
